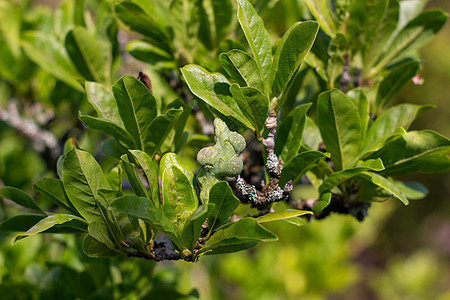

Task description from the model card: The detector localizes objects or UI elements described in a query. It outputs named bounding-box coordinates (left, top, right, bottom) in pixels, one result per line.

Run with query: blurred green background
left=0, top=0, right=449, bottom=299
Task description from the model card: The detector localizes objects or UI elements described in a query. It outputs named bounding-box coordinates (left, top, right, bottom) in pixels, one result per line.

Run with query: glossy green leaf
left=363, top=104, right=433, bottom=154
left=303, top=117, right=322, bottom=150
left=21, top=31, right=82, bottom=91
left=394, top=181, right=428, bottom=200
left=62, top=149, right=119, bottom=234
left=304, top=0, right=336, bottom=36
left=372, top=9, right=448, bottom=73
left=317, top=89, right=362, bottom=170
left=272, top=21, right=319, bottom=98
left=312, top=192, right=332, bottom=213
left=111, top=195, right=183, bottom=250
left=206, top=0, right=234, bottom=47
left=106, top=164, right=122, bottom=192
left=145, top=107, right=183, bottom=158
left=65, top=27, right=110, bottom=84
left=160, top=153, right=198, bottom=232
left=120, top=155, right=148, bottom=198
left=236, top=0, right=273, bottom=95
left=362, top=0, right=399, bottom=68
left=181, top=204, right=212, bottom=251
left=126, top=40, right=174, bottom=68
left=79, top=113, right=136, bottom=148
left=207, top=181, right=240, bottom=233
left=359, top=172, right=408, bottom=205
left=112, top=75, right=157, bottom=150
left=229, top=84, right=268, bottom=134
left=279, top=151, right=329, bottom=187
left=115, top=1, right=169, bottom=49
left=85, top=81, right=123, bottom=126
left=13, top=214, right=86, bottom=243
left=373, top=130, right=450, bottom=175
left=220, top=49, right=265, bottom=93
left=258, top=210, right=312, bottom=223
left=203, top=242, right=257, bottom=256
left=0, top=187, right=45, bottom=214
left=0, top=215, right=87, bottom=234
left=380, top=154, right=450, bottom=176
left=82, top=234, right=120, bottom=258
left=318, top=159, right=385, bottom=194
left=169, top=0, right=201, bottom=63
left=376, top=61, right=420, bottom=109
left=33, top=178, right=77, bottom=214
left=275, top=103, right=311, bottom=163
left=88, top=221, right=118, bottom=251
left=129, top=150, right=160, bottom=206
left=347, top=89, right=369, bottom=144
left=181, top=64, right=252, bottom=129
left=199, top=218, right=277, bottom=254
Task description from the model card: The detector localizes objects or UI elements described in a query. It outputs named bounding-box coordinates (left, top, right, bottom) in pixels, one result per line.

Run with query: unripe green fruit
left=197, top=118, right=246, bottom=202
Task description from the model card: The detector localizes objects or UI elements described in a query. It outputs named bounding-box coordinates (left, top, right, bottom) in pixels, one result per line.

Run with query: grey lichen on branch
left=237, top=105, right=293, bottom=209
left=196, top=118, right=246, bottom=203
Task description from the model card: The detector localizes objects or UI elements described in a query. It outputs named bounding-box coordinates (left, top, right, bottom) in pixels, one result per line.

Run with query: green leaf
left=181, top=204, right=212, bottom=251
left=13, top=214, right=86, bottom=243
left=279, top=151, right=329, bottom=187
left=129, top=150, right=160, bottom=207
left=0, top=215, right=87, bottom=233
left=275, top=103, right=311, bottom=163
left=120, top=154, right=148, bottom=198
left=112, top=75, right=157, bottom=150
left=33, top=178, right=78, bottom=214
left=204, top=0, right=234, bottom=47
left=272, top=21, right=319, bottom=98
left=79, top=113, right=136, bottom=149
left=0, top=187, right=45, bottom=214
left=380, top=154, right=450, bottom=176
left=62, top=149, right=120, bottom=238
left=359, top=172, right=408, bottom=205
left=372, top=9, right=448, bottom=74
left=362, top=0, right=399, bottom=69
left=106, top=164, right=122, bottom=192
left=126, top=40, right=174, bottom=68
left=199, top=218, right=277, bottom=254
left=181, top=64, right=253, bottom=129
left=145, top=107, right=184, bottom=158
left=65, top=27, right=110, bottom=84
left=347, top=89, right=369, bottom=144
left=220, top=49, right=265, bottom=93
left=304, top=0, right=336, bottom=36
left=373, top=130, right=450, bottom=175
left=318, top=158, right=385, bottom=194
left=236, top=0, right=273, bottom=96
left=203, top=242, right=257, bottom=256
left=207, top=181, right=240, bottom=232
left=312, top=192, right=332, bottom=213
left=303, top=116, right=322, bottom=150
left=87, top=221, right=118, bottom=252
left=317, top=89, right=362, bottom=170
left=394, top=181, right=428, bottom=200
left=115, top=1, right=169, bottom=49
left=111, top=195, right=183, bottom=250
left=85, top=81, right=123, bottom=126
left=363, top=104, right=433, bottom=154
left=160, top=153, right=198, bottom=233
left=258, top=210, right=312, bottom=223
left=229, top=84, right=268, bottom=134
left=82, top=234, right=120, bottom=258
left=376, top=60, right=420, bottom=109
left=21, top=31, right=82, bottom=91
